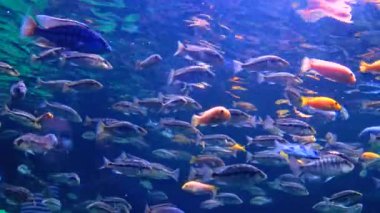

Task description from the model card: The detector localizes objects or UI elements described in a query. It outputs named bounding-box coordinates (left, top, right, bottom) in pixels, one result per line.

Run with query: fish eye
left=220, top=110, right=225, bottom=114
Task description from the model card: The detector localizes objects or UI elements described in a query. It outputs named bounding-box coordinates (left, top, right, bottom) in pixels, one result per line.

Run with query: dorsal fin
left=36, top=15, right=89, bottom=29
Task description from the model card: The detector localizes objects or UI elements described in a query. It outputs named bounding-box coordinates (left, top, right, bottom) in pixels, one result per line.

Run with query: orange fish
left=301, top=57, right=356, bottom=84
left=231, top=85, right=247, bottom=91
left=191, top=106, right=231, bottom=127
left=361, top=152, right=380, bottom=160
left=360, top=60, right=380, bottom=74
left=300, top=96, right=342, bottom=111
left=293, top=107, right=313, bottom=118
left=182, top=181, right=217, bottom=197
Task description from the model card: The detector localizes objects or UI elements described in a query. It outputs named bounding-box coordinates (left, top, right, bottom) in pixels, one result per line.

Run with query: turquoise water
left=0, top=0, right=379, bottom=212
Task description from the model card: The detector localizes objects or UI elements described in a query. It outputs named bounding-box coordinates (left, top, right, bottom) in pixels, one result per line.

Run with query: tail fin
left=83, top=116, right=92, bottom=126
left=299, top=96, right=307, bottom=107
left=373, top=177, right=380, bottom=188
left=263, top=115, right=274, bottom=130
left=191, top=115, right=200, bottom=127
left=135, top=61, right=142, bottom=70
left=174, top=41, right=186, bottom=56
left=359, top=61, right=368, bottom=73
left=20, top=16, right=37, bottom=37
left=300, top=57, right=311, bottom=73
left=233, top=60, right=243, bottom=74
left=167, top=69, right=175, bottom=85
left=36, top=78, right=43, bottom=88
left=31, top=54, right=38, bottom=62
left=96, top=121, right=108, bottom=142
left=171, top=169, right=180, bottom=182
left=99, top=157, right=111, bottom=170
left=256, top=73, right=265, bottom=84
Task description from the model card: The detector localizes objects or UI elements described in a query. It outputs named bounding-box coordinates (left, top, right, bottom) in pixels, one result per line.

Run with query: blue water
left=0, top=0, right=379, bottom=212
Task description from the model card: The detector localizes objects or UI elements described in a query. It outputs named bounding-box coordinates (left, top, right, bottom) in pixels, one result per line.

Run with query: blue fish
left=21, top=15, right=111, bottom=54
left=274, top=141, right=320, bottom=159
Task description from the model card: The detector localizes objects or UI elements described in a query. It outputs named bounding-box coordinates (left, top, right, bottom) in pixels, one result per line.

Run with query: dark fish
left=325, top=190, right=362, bottom=206
left=21, top=15, right=111, bottom=54
left=246, top=135, right=288, bottom=148
left=20, top=193, right=51, bottom=213
left=10, top=80, right=27, bottom=100
left=1, top=184, right=33, bottom=205
left=62, top=79, right=103, bottom=93
left=112, top=101, right=147, bottom=116
left=209, top=164, right=267, bottom=185
left=264, top=116, right=316, bottom=136
left=48, top=172, right=80, bottom=186
left=14, top=133, right=58, bottom=155
left=227, top=108, right=258, bottom=128
left=135, top=54, right=162, bottom=70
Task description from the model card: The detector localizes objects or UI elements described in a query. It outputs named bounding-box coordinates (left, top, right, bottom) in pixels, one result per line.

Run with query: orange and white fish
left=191, top=106, right=231, bottom=127
left=181, top=181, right=217, bottom=197
left=301, top=57, right=356, bottom=84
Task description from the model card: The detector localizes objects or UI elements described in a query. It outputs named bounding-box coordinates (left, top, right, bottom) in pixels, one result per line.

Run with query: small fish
left=231, top=85, right=247, bottom=91
left=246, top=135, right=288, bottom=148
left=300, top=57, right=356, bottom=84
left=174, top=41, right=224, bottom=64
left=135, top=54, right=162, bottom=70
left=40, top=100, right=82, bottom=122
left=112, top=101, right=147, bottom=116
left=250, top=196, right=272, bottom=206
left=228, top=109, right=259, bottom=128
left=300, top=96, right=342, bottom=111
left=200, top=199, right=223, bottom=209
left=60, top=51, right=113, bottom=70
left=200, top=134, right=238, bottom=147
left=264, top=116, right=316, bottom=136
left=246, top=150, right=288, bottom=167
left=257, top=72, right=302, bottom=85
left=359, top=60, right=380, bottom=74
left=324, top=190, right=362, bottom=206
left=274, top=141, right=320, bottom=159
left=145, top=203, right=184, bottom=213
left=0, top=184, right=33, bottom=205
left=21, top=15, right=111, bottom=53
left=232, top=101, right=257, bottom=112
left=168, top=64, right=215, bottom=85
left=0, top=61, right=20, bottom=76
left=48, top=172, right=80, bottom=186
left=36, top=78, right=73, bottom=91
left=2, top=105, right=53, bottom=129
left=361, top=152, right=380, bottom=160
left=62, top=79, right=103, bottom=93
left=96, top=120, right=147, bottom=142
left=86, top=201, right=116, bottom=213
left=10, top=80, right=27, bottom=101
left=233, top=55, right=289, bottom=74
left=152, top=149, right=192, bottom=161
left=312, top=201, right=363, bottom=213
left=276, top=109, right=290, bottom=118
left=275, top=99, right=290, bottom=105
left=31, top=47, right=66, bottom=61
left=214, top=193, right=243, bottom=205
left=191, top=106, right=231, bottom=127
left=190, top=155, right=225, bottom=168
left=181, top=181, right=217, bottom=197
left=14, top=133, right=58, bottom=155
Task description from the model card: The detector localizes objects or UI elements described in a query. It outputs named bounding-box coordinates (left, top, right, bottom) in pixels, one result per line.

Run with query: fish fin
left=190, top=156, right=197, bottom=164
left=300, top=57, right=311, bottom=73
left=233, top=60, right=243, bottom=74
left=20, top=16, right=37, bottom=37
left=369, top=133, right=378, bottom=143
left=62, top=84, right=70, bottom=93
left=289, top=157, right=302, bottom=177
left=191, top=115, right=200, bottom=127
left=263, top=115, right=274, bottom=130
left=83, top=116, right=92, bottom=126
left=36, top=15, right=88, bottom=29
left=247, top=116, right=258, bottom=128
left=30, top=54, right=38, bottom=62
left=246, top=151, right=253, bottom=162
left=256, top=73, right=265, bottom=84
left=58, top=55, right=66, bottom=67
left=325, top=176, right=335, bottom=183
left=279, top=150, right=289, bottom=163
left=96, top=121, right=108, bottom=142
left=359, top=61, right=368, bottom=73
left=211, top=187, right=218, bottom=199
left=35, top=78, right=42, bottom=88
left=39, top=99, right=48, bottom=108
left=359, top=169, right=367, bottom=178
left=300, top=96, right=307, bottom=107
left=372, top=177, right=380, bottom=188
left=167, top=69, right=175, bottom=85
left=172, top=168, right=180, bottom=182
left=174, top=41, right=185, bottom=56
left=135, top=61, right=142, bottom=70
left=99, top=157, right=111, bottom=169
left=322, top=197, right=330, bottom=202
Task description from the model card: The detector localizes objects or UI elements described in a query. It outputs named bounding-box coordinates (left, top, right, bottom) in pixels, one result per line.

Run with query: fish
left=232, top=101, right=257, bottom=112
left=36, top=78, right=73, bottom=91
left=40, top=100, right=83, bottom=122
left=42, top=198, right=62, bottom=212
left=31, top=47, right=66, bottom=61
left=263, top=116, right=316, bottom=136
left=233, top=55, right=289, bottom=74
left=152, top=149, right=192, bottom=161
left=360, top=60, right=380, bottom=74
left=160, top=94, right=202, bottom=113
left=227, top=108, right=259, bottom=128
left=300, top=96, right=342, bottom=111
left=191, top=106, right=231, bottom=127
left=214, top=193, right=243, bottom=205
left=145, top=203, right=184, bottom=213
left=48, top=172, right=80, bottom=186
left=289, top=154, right=355, bottom=180
left=181, top=181, right=217, bottom=197
left=96, top=120, right=147, bottom=142
left=246, top=135, right=288, bottom=148
left=200, top=199, right=223, bottom=209
left=10, top=80, right=27, bottom=101
left=200, top=134, right=238, bottom=147
left=62, top=79, right=103, bottom=93
left=167, top=64, right=215, bottom=85
left=21, top=15, right=111, bottom=53
left=324, top=190, right=362, bottom=206
left=274, top=141, right=320, bottom=159
left=86, top=201, right=116, bottom=213
left=257, top=72, right=303, bottom=85
left=361, top=152, right=380, bottom=160
left=1, top=105, right=53, bottom=129
left=0, top=61, right=20, bottom=76
left=0, top=184, right=33, bottom=205
left=14, top=133, right=58, bottom=155
left=269, top=179, right=309, bottom=196
left=249, top=196, right=272, bottom=206
left=190, top=155, right=225, bottom=168
left=60, top=51, right=113, bottom=70
left=112, top=101, right=147, bottom=116
left=174, top=41, right=224, bottom=64
left=135, top=54, right=162, bottom=70
left=312, top=201, right=363, bottom=213
left=300, top=57, right=356, bottom=84
left=358, top=126, right=380, bottom=143
left=246, top=150, right=288, bottom=167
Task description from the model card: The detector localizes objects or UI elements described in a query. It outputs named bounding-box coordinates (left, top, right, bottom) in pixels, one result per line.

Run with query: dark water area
left=0, top=0, right=379, bottom=212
